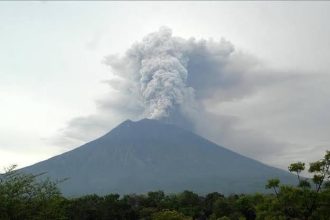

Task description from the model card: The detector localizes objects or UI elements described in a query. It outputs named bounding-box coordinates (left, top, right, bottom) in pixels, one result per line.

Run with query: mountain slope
left=22, top=119, right=296, bottom=196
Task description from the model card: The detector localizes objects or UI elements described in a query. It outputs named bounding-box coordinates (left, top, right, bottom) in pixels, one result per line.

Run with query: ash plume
left=49, top=27, right=330, bottom=171
left=56, top=27, right=305, bottom=165
left=57, top=26, right=279, bottom=144
left=103, top=27, right=241, bottom=129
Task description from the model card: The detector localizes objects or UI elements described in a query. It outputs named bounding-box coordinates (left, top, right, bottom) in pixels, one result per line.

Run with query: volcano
left=22, top=119, right=296, bottom=196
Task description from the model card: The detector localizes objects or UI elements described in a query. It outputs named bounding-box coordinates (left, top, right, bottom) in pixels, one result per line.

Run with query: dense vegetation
left=0, top=151, right=329, bottom=220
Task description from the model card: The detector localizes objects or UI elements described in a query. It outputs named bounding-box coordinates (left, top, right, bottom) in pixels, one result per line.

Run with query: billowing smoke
left=57, top=26, right=278, bottom=146
left=103, top=27, right=242, bottom=129
left=53, top=27, right=330, bottom=170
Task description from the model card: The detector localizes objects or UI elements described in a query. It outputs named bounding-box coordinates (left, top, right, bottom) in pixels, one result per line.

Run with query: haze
left=0, top=2, right=329, bottom=170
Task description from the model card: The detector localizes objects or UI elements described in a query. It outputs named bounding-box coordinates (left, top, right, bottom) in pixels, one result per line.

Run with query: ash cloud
left=102, top=27, right=267, bottom=130
left=56, top=27, right=288, bottom=147
left=54, top=27, right=330, bottom=169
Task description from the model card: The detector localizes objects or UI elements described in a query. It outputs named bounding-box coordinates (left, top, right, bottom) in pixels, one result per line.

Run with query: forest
left=0, top=151, right=329, bottom=220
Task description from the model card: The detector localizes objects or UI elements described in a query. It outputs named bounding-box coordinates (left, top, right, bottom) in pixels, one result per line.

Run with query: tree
left=0, top=165, right=66, bottom=220
left=176, top=190, right=202, bottom=218
left=146, top=191, right=166, bottom=207
left=236, top=195, right=256, bottom=220
left=265, top=178, right=280, bottom=198
left=288, top=162, right=305, bottom=183
left=264, top=151, right=330, bottom=220
left=204, top=192, right=224, bottom=217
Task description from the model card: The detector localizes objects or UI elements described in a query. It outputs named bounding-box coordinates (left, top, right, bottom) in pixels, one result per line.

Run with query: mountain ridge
left=22, top=118, right=297, bottom=196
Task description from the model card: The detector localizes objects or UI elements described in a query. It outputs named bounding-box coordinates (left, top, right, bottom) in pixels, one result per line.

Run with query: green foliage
left=213, top=197, right=233, bottom=218
left=147, top=191, right=165, bottom=207
left=264, top=150, right=330, bottom=220
left=236, top=195, right=256, bottom=220
left=151, top=210, right=191, bottom=220
left=298, top=179, right=311, bottom=188
left=204, top=192, right=225, bottom=217
left=265, top=178, right=280, bottom=189
left=265, top=178, right=280, bottom=197
left=288, top=162, right=305, bottom=184
left=288, top=162, right=305, bottom=174
left=0, top=165, right=66, bottom=220
left=176, top=191, right=202, bottom=218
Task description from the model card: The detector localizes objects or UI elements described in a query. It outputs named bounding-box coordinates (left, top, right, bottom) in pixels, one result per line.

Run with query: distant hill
left=22, top=119, right=297, bottom=196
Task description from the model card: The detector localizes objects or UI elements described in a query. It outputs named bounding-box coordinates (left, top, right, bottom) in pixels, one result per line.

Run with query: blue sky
left=1, top=2, right=330, bottom=169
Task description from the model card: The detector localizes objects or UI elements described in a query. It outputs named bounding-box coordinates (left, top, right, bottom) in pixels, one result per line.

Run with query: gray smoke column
left=104, top=27, right=236, bottom=126
left=135, top=27, right=192, bottom=119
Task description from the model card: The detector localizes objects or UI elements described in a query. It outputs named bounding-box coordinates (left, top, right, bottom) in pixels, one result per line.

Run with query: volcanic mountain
left=22, top=119, right=296, bottom=196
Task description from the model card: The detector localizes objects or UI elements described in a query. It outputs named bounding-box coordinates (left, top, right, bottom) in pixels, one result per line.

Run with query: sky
left=0, top=1, right=329, bottom=171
